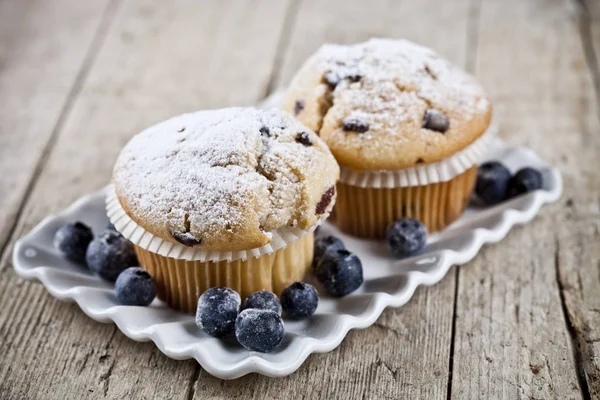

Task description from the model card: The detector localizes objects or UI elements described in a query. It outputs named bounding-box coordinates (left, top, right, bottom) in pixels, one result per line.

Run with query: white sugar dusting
left=315, top=38, right=489, bottom=128
left=113, top=108, right=330, bottom=244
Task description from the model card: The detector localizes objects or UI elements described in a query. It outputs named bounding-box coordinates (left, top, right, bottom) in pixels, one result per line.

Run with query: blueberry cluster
left=312, top=235, right=364, bottom=297
left=195, top=282, right=323, bottom=352
left=53, top=220, right=156, bottom=307
left=475, top=162, right=544, bottom=206
left=195, top=288, right=272, bottom=352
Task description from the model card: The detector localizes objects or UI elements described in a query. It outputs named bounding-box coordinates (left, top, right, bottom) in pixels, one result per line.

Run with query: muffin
left=107, top=108, right=339, bottom=313
left=283, top=38, right=492, bottom=237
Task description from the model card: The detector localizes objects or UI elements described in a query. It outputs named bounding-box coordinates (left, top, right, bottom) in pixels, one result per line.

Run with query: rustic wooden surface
left=0, top=0, right=598, bottom=398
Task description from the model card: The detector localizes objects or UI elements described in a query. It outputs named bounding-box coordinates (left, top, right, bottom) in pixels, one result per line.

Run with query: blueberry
left=115, top=267, right=156, bottom=306
left=475, top=161, right=512, bottom=205
left=385, top=218, right=427, bottom=258
left=235, top=309, right=284, bottom=353
left=242, top=290, right=282, bottom=315
left=315, top=250, right=363, bottom=297
left=313, top=235, right=345, bottom=270
left=106, top=222, right=118, bottom=232
left=196, top=287, right=241, bottom=338
left=85, top=230, right=138, bottom=281
left=280, top=282, right=319, bottom=319
left=53, top=222, right=94, bottom=264
left=507, top=167, right=543, bottom=198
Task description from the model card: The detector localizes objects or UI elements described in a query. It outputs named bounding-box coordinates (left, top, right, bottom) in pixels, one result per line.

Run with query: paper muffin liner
left=339, top=124, right=495, bottom=189
left=106, top=185, right=329, bottom=263
left=135, top=233, right=314, bottom=313
left=334, top=167, right=478, bottom=237
left=106, top=185, right=329, bottom=313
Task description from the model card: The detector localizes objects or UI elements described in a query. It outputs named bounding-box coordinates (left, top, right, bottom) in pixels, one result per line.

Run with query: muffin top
left=283, top=38, right=492, bottom=171
left=113, top=108, right=340, bottom=252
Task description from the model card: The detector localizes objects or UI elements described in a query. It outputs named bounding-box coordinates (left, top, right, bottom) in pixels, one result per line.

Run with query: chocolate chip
left=424, top=65, right=437, bottom=80
left=423, top=109, right=449, bottom=133
left=259, top=126, right=270, bottom=137
left=342, top=118, right=369, bottom=133
left=324, top=71, right=340, bottom=89
left=295, top=131, right=312, bottom=146
left=294, top=100, right=305, bottom=115
left=416, top=158, right=425, bottom=164
left=316, top=186, right=336, bottom=215
left=346, top=74, right=362, bottom=83
left=324, top=72, right=361, bottom=89
left=171, top=231, right=201, bottom=247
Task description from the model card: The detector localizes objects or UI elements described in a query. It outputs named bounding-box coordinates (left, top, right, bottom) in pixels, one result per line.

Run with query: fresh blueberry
left=313, top=235, right=345, bottom=270
left=85, top=230, right=138, bottom=281
left=507, top=167, right=543, bottom=198
left=280, top=282, right=319, bottom=319
left=385, top=218, right=427, bottom=258
left=53, top=221, right=94, bottom=264
left=196, top=287, right=241, bottom=338
left=475, top=161, right=512, bottom=205
left=115, top=267, right=156, bottom=306
left=242, top=290, right=282, bottom=315
left=315, top=249, right=363, bottom=297
left=235, top=309, right=284, bottom=353
left=106, top=222, right=118, bottom=232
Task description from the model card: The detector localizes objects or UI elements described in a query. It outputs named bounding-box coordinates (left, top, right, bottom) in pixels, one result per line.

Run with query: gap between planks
left=555, top=235, right=593, bottom=400
left=559, top=0, right=599, bottom=397
left=446, top=1, right=482, bottom=398
left=574, top=0, right=600, bottom=121
left=260, top=0, right=302, bottom=99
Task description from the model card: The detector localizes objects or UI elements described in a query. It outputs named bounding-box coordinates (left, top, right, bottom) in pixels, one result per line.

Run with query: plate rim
left=12, top=143, right=562, bottom=379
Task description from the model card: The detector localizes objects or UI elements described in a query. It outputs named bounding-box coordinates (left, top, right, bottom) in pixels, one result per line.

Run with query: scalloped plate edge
left=12, top=150, right=562, bottom=379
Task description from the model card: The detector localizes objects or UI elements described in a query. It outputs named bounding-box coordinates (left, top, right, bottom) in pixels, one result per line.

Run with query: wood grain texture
left=0, top=0, right=112, bottom=255
left=450, top=0, right=599, bottom=398
left=556, top=1, right=600, bottom=398
left=0, top=1, right=291, bottom=399
left=1, top=0, right=599, bottom=399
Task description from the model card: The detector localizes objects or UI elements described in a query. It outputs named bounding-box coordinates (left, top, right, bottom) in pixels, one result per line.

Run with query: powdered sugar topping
left=315, top=38, right=489, bottom=128
left=113, top=108, right=338, bottom=250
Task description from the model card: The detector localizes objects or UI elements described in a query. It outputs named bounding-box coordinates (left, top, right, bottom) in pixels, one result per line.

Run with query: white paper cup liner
left=106, top=185, right=330, bottom=263
left=339, top=124, right=496, bottom=189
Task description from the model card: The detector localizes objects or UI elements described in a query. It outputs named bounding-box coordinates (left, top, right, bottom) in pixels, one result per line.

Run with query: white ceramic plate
left=12, top=139, right=561, bottom=379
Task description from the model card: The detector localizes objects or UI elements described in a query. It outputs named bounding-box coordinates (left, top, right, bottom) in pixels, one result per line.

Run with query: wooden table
left=1, top=0, right=599, bottom=398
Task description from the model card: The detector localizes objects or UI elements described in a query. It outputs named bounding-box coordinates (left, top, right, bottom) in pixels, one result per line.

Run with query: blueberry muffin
left=283, top=38, right=492, bottom=236
left=108, top=108, right=339, bottom=312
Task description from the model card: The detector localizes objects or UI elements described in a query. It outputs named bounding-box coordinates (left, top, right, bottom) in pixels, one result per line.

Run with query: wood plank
left=2, top=0, right=594, bottom=398
left=580, top=0, right=600, bottom=111
left=0, top=1, right=292, bottom=398
left=557, top=0, right=600, bottom=397
left=0, top=0, right=112, bottom=254
left=193, top=0, right=475, bottom=398
left=450, top=0, right=596, bottom=398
